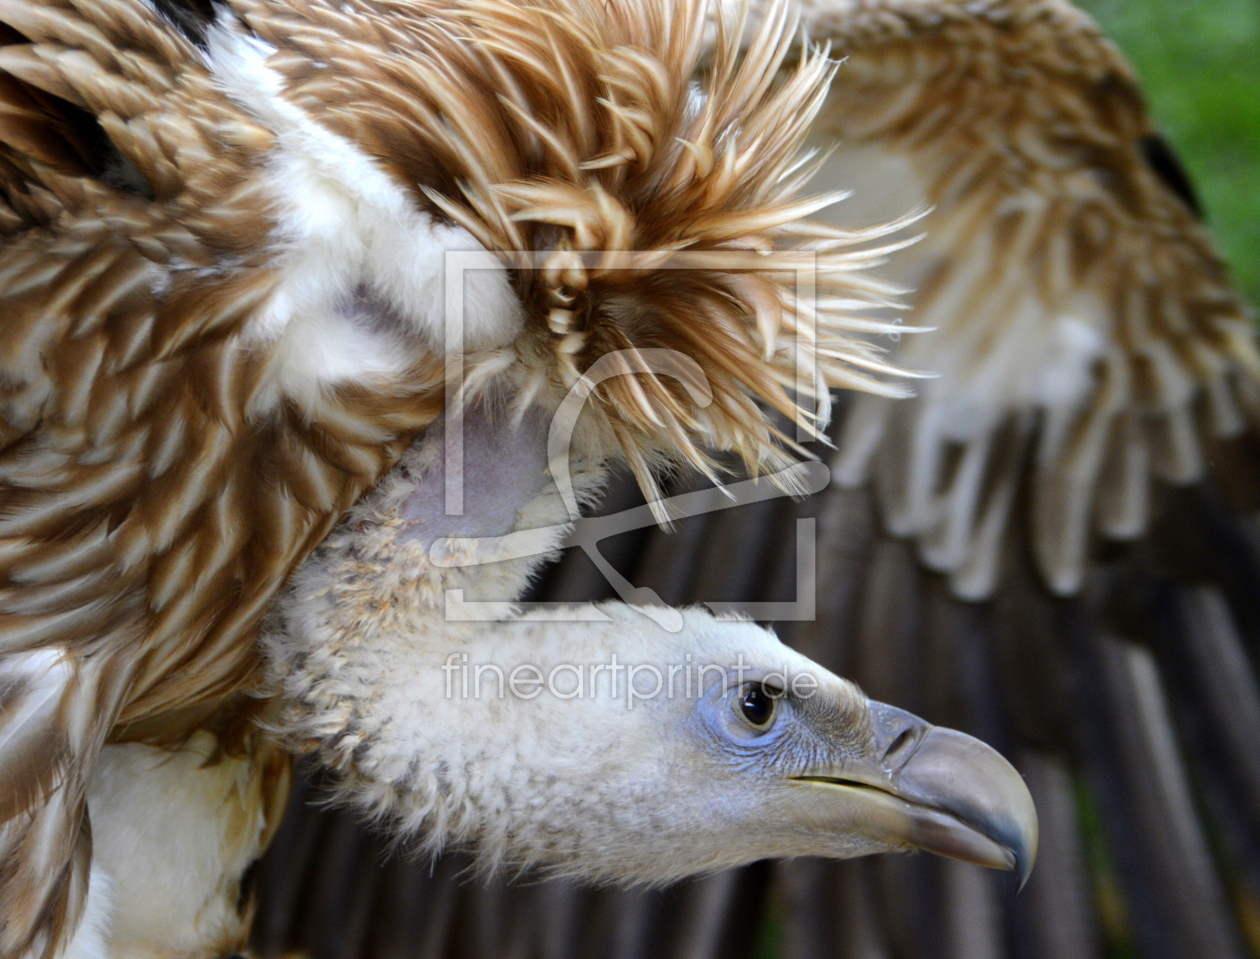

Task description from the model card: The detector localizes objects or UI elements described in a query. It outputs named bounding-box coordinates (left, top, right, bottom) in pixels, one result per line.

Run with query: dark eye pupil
left=740, top=684, right=775, bottom=727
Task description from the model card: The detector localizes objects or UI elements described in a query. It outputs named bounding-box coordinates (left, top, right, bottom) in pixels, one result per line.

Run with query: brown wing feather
left=787, top=0, right=1260, bottom=597
left=0, top=4, right=444, bottom=954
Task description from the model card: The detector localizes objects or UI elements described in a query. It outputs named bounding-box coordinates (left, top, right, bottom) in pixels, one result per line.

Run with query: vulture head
left=266, top=403, right=1038, bottom=890
left=325, top=608, right=1039, bottom=887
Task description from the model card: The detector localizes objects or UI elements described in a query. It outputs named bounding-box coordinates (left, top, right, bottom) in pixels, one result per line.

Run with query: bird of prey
left=0, top=1, right=1043, bottom=958
left=246, top=2, right=1260, bottom=959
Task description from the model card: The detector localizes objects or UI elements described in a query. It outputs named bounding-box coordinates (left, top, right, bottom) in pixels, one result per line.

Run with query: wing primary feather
left=1139, top=133, right=1203, bottom=219
left=1149, top=403, right=1206, bottom=485
left=1094, top=411, right=1150, bottom=541
left=1091, top=633, right=1249, bottom=959
left=950, top=414, right=1032, bottom=602
left=1016, top=751, right=1104, bottom=959
left=918, top=430, right=993, bottom=574
left=1175, top=587, right=1260, bottom=823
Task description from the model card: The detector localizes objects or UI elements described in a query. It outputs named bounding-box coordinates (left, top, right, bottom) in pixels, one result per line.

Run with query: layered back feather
left=0, top=0, right=909, bottom=954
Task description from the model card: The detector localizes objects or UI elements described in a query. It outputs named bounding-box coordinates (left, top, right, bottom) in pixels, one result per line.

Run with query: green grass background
left=1077, top=0, right=1260, bottom=306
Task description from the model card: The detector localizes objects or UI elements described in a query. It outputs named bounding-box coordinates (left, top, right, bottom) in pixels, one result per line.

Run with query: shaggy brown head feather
left=243, top=0, right=913, bottom=493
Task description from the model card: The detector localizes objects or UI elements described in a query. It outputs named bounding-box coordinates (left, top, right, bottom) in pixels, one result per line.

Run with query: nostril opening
left=868, top=701, right=932, bottom=773
left=882, top=727, right=918, bottom=768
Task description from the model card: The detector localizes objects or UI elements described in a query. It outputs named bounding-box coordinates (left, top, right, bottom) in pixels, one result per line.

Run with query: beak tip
left=869, top=704, right=1040, bottom=885
left=983, top=783, right=1038, bottom=890
left=1013, top=827, right=1037, bottom=891
left=978, top=776, right=1038, bottom=890
left=1005, top=778, right=1039, bottom=890
left=1012, top=844, right=1034, bottom=891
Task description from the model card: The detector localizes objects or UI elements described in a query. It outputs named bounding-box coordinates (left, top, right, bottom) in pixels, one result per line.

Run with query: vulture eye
left=738, top=683, right=779, bottom=730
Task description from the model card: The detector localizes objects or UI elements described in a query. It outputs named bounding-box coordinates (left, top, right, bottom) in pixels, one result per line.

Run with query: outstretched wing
left=799, top=0, right=1260, bottom=598
left=798, top=6, right=1260, bottom=945
left=790, top=2, right=1260, bottom=955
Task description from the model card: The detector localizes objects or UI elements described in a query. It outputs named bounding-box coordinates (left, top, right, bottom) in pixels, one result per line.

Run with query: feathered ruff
left=236, top=0, right=915, bottom=516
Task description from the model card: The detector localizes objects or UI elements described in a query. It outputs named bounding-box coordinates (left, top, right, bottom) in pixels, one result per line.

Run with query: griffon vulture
left=0, top=1, right=1045, bottom=958
left=250, top=2, right=1260, bottom=959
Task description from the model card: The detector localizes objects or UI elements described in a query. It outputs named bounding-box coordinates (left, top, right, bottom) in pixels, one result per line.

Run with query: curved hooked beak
left=792, top=702, right=1039, bottom=887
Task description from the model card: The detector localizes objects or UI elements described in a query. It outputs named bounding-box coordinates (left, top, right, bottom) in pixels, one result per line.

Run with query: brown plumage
left=802, top=0, right=1260, bottom=597
left=4, top=0, right=1256, bottom=956
left=0, top=0, right=909, bottom=955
